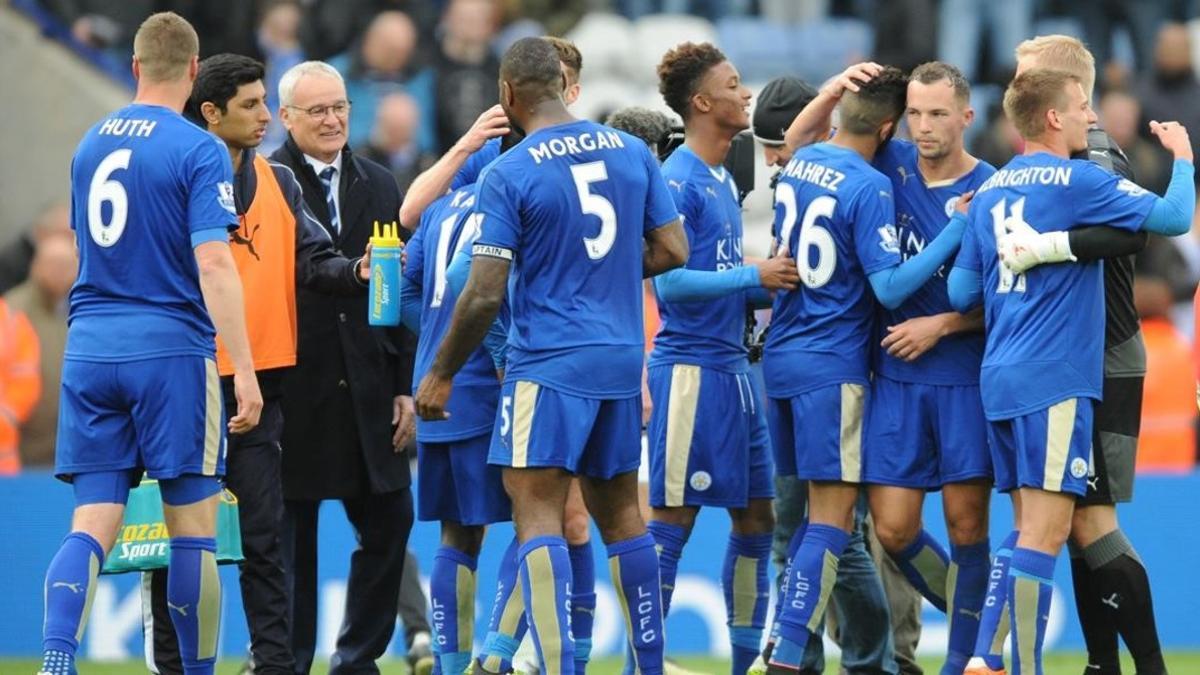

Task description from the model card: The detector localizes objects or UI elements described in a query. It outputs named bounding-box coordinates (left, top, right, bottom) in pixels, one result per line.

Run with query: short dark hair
left=910, top=61, right=971, bottom=104
left=838, top=66, right=908, bottom=135
left=657, top=41, right=727, bottom=120
left=500, top=37, right=565, bottom=107
left=186, top=53, right=265, bottom=125
left=544, top=36, right=582, bottom=83
left=605, top=106, right=672, bottom=149
left=1003, top=68, right=1079, bottom=139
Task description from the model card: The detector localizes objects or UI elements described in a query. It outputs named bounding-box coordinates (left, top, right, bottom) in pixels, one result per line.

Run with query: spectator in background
left=258, top=0, right=306, bottom=153
left=969, top=100, right=1022, bottom=170
left=42, top=0, right=154, bottom=52
left=433, top=0, right=501, bottom=153
left=0, top=297, right=39, bottom=474
left=331, top=10, right=437, bottom=153
left=4, top=236, right=75, bottom=470
left=0, top=202, right=72, bottom=295
left=299, top=0, right=438, bottom=62
left=871, top=0, right=937, bottom=73
left=938, top=0, right=1031, bottom=83
left=363, top=92, right=436, bottom=194
left=1075, top=0, right=1169, bottom=78
left=1134, top=275, right=1198, bottom=472
left=1135, top=22, right=1200, bottom=175
left=1099, top=89, right=1173, bottom=195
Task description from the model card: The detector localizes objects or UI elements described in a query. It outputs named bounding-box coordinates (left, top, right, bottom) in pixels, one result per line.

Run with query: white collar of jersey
left=303, top=151, right=343, bottom=177
left=707, top=164, right=727, bottom=183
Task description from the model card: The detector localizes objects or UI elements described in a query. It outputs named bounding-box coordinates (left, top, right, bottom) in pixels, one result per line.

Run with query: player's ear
left=188, top=55, right=199, bottom=82
left=200, top=101, right=221, bottom=126
left=963, top=104, right=975, bottom=129
left=131, top=55, right=141, bottom=81
left=500, top=80, right=514, bottom=110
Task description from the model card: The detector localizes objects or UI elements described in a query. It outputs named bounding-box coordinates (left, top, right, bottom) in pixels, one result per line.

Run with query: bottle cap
left=370, top=220, right=401, bottom=247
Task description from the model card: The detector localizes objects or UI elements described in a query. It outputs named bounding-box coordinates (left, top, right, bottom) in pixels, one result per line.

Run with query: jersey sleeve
left=185, top=136, right=238, bottom=236
left=643, top=145, right=681, bottom=233
left=851, top=176, right=902, bottom=275
left=404, top=211, right=428, bottom=285
left=472, top=164, right=521, bottom=258
left=954, top=210, right=983, bottom=272
left=1069, top=161, right=1157, bottom=231
left=452, top=138, right=500, bottom=190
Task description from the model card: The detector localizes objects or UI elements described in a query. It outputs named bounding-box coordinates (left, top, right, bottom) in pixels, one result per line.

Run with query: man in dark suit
left=269, top=59, right=416, bottom=675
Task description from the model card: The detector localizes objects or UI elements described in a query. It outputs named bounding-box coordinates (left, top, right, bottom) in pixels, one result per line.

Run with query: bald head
left=362, top=11, right=417, bottom=73
left=499, top=37, right=565, bottom=111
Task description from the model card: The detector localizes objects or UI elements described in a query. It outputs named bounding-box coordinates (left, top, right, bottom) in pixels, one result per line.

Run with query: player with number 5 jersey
left=414, top=38, right=688, bottom=675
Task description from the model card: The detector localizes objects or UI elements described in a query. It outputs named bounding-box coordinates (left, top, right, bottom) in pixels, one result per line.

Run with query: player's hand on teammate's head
left=1149, top=120, right=1194, bottom=161
left=458, top=104, right=511, bottom=153
left=756, top=253, right=801, bottom=291
left=415, top=373, right=452, bottom=421
left=229, top=370, right=264, bottom=434
left=954, top=190, right=975, bottom=216
left=824, top=62, right=884, bottom=99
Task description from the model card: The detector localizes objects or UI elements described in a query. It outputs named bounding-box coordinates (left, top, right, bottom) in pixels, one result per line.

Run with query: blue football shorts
left=768, top=382, right=867, bottom=483
left=646, top=364, right=774, bottom=508
left=488, top=380, right=642, bottom=479
left=987, top=397, right=1094, bottom=496
left=56, top=355, right=226, bottom=482
left=863, top=375, right=992, bottom=489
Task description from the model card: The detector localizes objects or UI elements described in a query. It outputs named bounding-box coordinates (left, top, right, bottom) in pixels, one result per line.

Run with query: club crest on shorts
left=1070, top=457, right=1089, bottom=479
left=689, top=470, right=712, bottom=492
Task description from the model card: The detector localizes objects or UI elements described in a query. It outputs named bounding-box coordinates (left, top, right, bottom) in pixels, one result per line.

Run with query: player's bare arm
left=642, top=218, right=689, bottom=277
left=195, top=240, right=263, bottom=433
left=783, top=61, right=882, bottom=151
left=398, top=105, right=509, bottom=229
left=416, top=254, right=510, bottom=420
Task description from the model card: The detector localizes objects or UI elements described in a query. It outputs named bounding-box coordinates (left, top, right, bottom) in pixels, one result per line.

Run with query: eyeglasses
left=287, top=100, right=352, bottom=120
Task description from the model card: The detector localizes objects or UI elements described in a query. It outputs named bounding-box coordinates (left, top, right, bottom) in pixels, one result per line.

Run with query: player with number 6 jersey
left=40, top=12, right=260, bottom=675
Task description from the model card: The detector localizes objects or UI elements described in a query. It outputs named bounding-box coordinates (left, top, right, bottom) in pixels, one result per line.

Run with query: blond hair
left=544, top=36, right=582, bottom=85
left=133, top=12, right=199, bottom=82
left=1015, top=35, right=1096, bottom=100
left=1003, top=69, right=1079, bottom=140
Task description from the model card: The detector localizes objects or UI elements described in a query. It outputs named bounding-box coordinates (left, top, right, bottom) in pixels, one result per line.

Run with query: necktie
left=318, top=166, right=340, bottom=234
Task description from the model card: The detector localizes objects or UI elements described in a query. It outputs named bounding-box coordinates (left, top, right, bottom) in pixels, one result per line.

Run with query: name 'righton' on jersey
left=526, top=129, right=626, bottom=164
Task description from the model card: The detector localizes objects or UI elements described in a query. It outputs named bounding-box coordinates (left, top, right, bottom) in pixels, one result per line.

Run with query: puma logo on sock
left=51, top=581, right=83, bottom=594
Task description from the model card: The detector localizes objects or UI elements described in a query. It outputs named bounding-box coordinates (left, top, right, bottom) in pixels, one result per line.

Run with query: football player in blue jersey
left=400, top=181, right=512, bottom=675
left=415, top=38, right=688, bottom=675
left=785, top=60, right=996, bottom=675
left=948, top=68, right=1194, bottom=675
left=758, top=67, right=978, bottom=674
left=646, top=42, right=798, bottom=675
left=38, top=13, right=261, bottom=675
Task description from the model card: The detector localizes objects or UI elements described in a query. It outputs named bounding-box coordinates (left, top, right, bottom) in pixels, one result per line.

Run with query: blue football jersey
left=955, top=152, right=1156, bottom=419
left=405, top=185, right=500, bottom=441
left=763, top=143, right=901, bottom=398
left=649, top=145, right=749, bottom=373
left=872, top=139, right=995, bottom=385
left=452, top=137, right=502, bottom=190
left=66, top=103, right=237, bottom=362
left=473, top=119, right=680, bottom=398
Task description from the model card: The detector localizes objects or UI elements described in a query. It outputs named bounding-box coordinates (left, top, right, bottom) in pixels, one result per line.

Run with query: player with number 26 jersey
left=58, top=102, right=237, bottom=481
left=473, top=119, right=679, bottom=476
left=763, top=143, right=899, bottom=481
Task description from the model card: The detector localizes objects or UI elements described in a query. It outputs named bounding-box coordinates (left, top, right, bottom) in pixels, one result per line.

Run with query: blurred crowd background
left=3, top=0, right=1200, bottom=476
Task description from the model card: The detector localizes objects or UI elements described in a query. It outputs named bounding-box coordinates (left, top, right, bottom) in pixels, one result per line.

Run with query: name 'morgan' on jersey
left=871, top=139, right=995, bottom=386
left=955, top=152, right=1157, bottom=419
left=67, top=103, right=237, bottom=363
left=763, top=143, right=901, bottom=399
left=650, top=144, right=749, bottom=374
left=471, top=119, right=680, bottom=398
